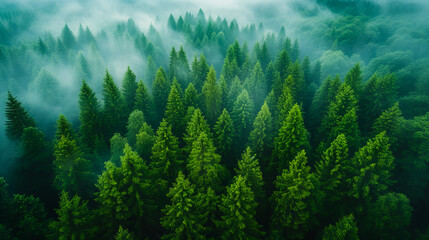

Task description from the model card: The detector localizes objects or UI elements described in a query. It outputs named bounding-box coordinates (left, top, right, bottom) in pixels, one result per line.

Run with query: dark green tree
left=344, top=63, right=362, bottom=98
left=236, top=147, right=264, bottom=201
left=164, top=84, right=185, bottom=137
left=126, top=110, right=145, bottom=148
left=79, top=81, right=101, bottom=152
left=122, top=67, right=138, bottom=115
left=213, top=108, right=235, bottom=161
left=322, top=214, right=359, bottom=240
left=232, top=89, right=254, bottom=146
left=153, top=67, right=170, bottom=122
left=134, top=80, right=153, bottom=125
left=135, top=123, right=156, bottom=160
left=5, top=92, right=36, bottom=141
left=102, top=70, right=127, bottom=137
left=249, top=102, right=273, bottom=160
left=184, top=83, right=199, bottom=110
left=184, top=108, right=211, bottom=155
left=202, top=67, right=222, bottom=125
left=372, top=102, right=402, bottom=145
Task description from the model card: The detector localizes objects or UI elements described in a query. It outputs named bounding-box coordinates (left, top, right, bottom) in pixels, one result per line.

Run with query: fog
left=1, top=0, right=429, bottom=177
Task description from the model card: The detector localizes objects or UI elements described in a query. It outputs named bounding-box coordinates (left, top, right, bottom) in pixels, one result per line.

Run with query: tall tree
left=153, top=67, right=170, bottom=122
left=135, top=123, right=155, bottom=161
left=244, top=61, right=266, bottom=109
left=102, top=70, right=127, bottom=137
left=344, top=63, right=362, bottom=98
left=220, top=175, right=263, bottom=239
left=184, top=108, right=211, bottom=155
left=184, top=83, right=199, bottom=110
left=322, top=214, right=359, bottom=240
left=249, top=102, right=273, bottom=160
left=213, top=108, right=235, bottom=161
left=164, top=84, right=185, bottom=137
left=161, top=172, right=205, bottom=240
left=236, top=147, right=264, bottom=201
left=79, top=81, right=101, bottom=152
left=5, top=92, right=36, bottom=141
left=134, top=80, right=153, bottom=125
left=271, top=150, right=314, bottom=239
left=232, top=89, right=254, bottom=147
left=274, top=104, right=309, bottom=172
left=126, top=110, right=145, bottom=148
left=122, top=67, right=138, bottom=115
left=202, top=67, right=222, bottom=125
left=372, top=102, right=402, bottom=145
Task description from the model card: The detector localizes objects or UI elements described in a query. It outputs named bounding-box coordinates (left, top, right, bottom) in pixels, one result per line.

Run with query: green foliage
left=5, top=92, right=36, bottom=141
left=236, top=147, right=264, bottom=200
left=102, top=70, right=127, bottom=137
left=51, top=192, right=92, bottom=240
left=79, top=80, right=101, bottom=152
left=55, top=114, right=75, bottom=142
left=164, top=84, right=185, bottom=136
left=213, top=108, right=235, bottom=158
left=232, top=89, right=254, bottom=146
left=134, top=80, right=153, bottom=125
left=161, top=171, right=206, bottom=240
left=249, top=102, right=273, bottom=160
left=274, top=104, right=309, bottom=172
left=122, top=67, right=138, bottom=115
left=184, top=82, right=199, bottom=110
left=115, top=226, right=136, bottom=240
left=126, top=110, right=145, bottom=148
left=344, top=63, right=362, bottom=97
left=184, top=108, right=211, bottom=154
left=153, top=67, right=170, bottom=121
left=271, top=150, right=314, bottom=239
left=135, top=122, right=156, bottom=160
left=202, top=67, right=222, bottom=125
left=372, top=102, right=402, bottom=145
left=322, top=214, right=359, bottom=240
left=12, top=194, right=49, bottom=239
left=109, top=133, right=127, bottom=165
left=220, top=175, right=263, bottom=239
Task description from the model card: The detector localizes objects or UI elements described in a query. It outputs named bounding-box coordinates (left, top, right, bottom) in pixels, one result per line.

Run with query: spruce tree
left=134, top=80, right=153, bottom=125
left=135, top=123, right=155, bottom=160
left=184, top=83, right=199, bottom=110
left=164, top=84, right=185, bottom=137
left=344, top=63, right=362, bottom=98
left=249, top=102, right=273, bottom=160
left=236, top=147, right=264, bottom=200
left=5, top=92, right=36, bottom=141
left=271, top=150, right=314, bottom=239
left=79, top=80, right=101, bottom=151
left=372, top=102, right=402, bottom=145
left=322, top=214, right=359, bottom=240
left=232, top=89, right=254, bottom=147
left=274, top=104, right=308, bottom=172
left=109, top=133, right=127, bottom=166
left=213, top=108, right=235, bottom=160
left=153, top=67, right=170, bottom=122
left=220, top=175, right=263, bottom=239
left=126, top=110, right=145, bottom=148
left=55, top=114, right=75, bottom=142
left=184, top=108, right=211, bottom=155
left=202, top=67, right=222, bottom=125
left=122, top=67, right=138, bottom=115
left=226, top=76, right=243, bottom=112
left=102, top=70, right=127, bottom=137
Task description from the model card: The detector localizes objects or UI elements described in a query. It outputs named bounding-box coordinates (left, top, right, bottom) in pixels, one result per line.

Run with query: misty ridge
left=1, top=0, right=429, bottom=239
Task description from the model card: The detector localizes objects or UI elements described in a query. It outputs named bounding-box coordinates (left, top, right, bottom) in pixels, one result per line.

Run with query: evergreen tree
left=161, top=172, right=205, bottom=240
left=164, top=84, right=185, bottom=137
left=51, top=192, right=92, bottom=240
left=236, top=147, right=264, bottom=200
left=153, top=67, right=170, bottom=121
left=213, top=108, right=235, bottom=160
left=184, top=83, right=199, bottom=110
left=277, top=81, right=295, bottom=127
left=126, top=110, right=145, bottom=148
left=5, top=92, right=36, bottom=141
left=274, top=50, right=291, bottom=81
left=167, top=14, right=177, bottom=30
left=271, top=150, right=314, bottom=239
left=61, top=24, right=76, bottom=50
left=134, top=80, right=153, bottom=125
left=344, top=63, right=362, bottom=98
left=169, top=47, right=178, bottom=80
left=151, top=119, right=182, bottom=184
left=245, top=61, right=266, bottom=109
left=135, top=123, right=155, bottom=160
left=177, top=46, right=191, bottom=87
left=350, top=132, right=395, bottom=206
left=102, top=70, right=127, bottom=137
left=110, top=133, right=127, bottom=166
left=249, top=102, right=273, bottom=160
left=274, top=104, right=309, bottom=172
left=122, top=67, right=138, bottom=115
left=232, top=89, right=254, bottom=146
left=372, top=102, right=402, bottom=145
left=220, top=175, right=263, bottom=239
left=184, top=108, right=211, bottom=155
left=79, top=80, right=101, bottom=152
left=55, top=114, right=75, bottom=142
left=202, top=67, right=221, bottom=125
left=187, top=132, right=222, bottom=191
left=192, top=54, right=209, bottom=92
left=226, top=76, right=243, bottom=112
left=115, top=226, right=136, bottom=240
left=322, top=214, right=359, bottom=240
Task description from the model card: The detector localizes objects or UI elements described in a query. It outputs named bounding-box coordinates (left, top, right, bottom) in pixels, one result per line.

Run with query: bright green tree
left=322, top=214, right=359, bottom=240
left=232, top=89, right=254, bottom=146
left=202, top=67, right=222, bottom=125
left=274, top=104, right=309, bottom=172
left=164, top=84, right=185, bottom=137
left=236, top=147, right=264, bottom=200
left=153, top=67, right=170, bottom=121
left=161, top=171, right=206, bottom=240
left=55, top=114, right=76, bottom=142
left=184, top=83, right=199, bottom=110
left=213, top=108, right=235, bottom=160
left=5, top=92, right=36, bottom=141
left=115, top=226, right=135, bottom=240
left=271, top=150, right=314, bottom=239
left=372, top=102, right=402, bottom=145
left=102, top=70, right=127, bottom=137
left=249, top=102, right=273, bottom=160
left=277, top=79, right=295, bottom=126
left=219, top=175, right=263, bottom=239
left=135, top=123, right=156, bottom=160
left=344, top=63, right=362, bottom=98
left=184, top=108, right=211, bottom=155
left=134, top=80, right=153, bottom=124
left=126, top=110, right=145, bottom=148
left=226, top=76, right=243, bottom=112
left=244, top=61, right=265, bottom=109
left=151, top=119, right=182, bottom=184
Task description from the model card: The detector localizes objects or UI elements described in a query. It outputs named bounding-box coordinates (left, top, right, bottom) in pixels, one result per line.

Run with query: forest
left=1, top=0, right=429, bottom=239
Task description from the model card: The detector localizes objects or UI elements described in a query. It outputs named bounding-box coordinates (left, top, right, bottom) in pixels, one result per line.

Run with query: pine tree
left=344, top=63, right=362, bottom=98
left=5, top=92, right=36, bottom=141
left=55, top=114, right=75, bottom=142
left=61, top=24, right=76, bottom=50
left=232, top=89, right=254, bottom=146
left=249, top=102, right=273, bottom=160
left=187, top=132, right=222, bottom=191
left=184, top=108, right=211, bottom=155
left=202, top=67, right=221, bottom=125
left=109, top=133, right=127, bottom=166
left=274, top=50, right=291, bottom=81
left=169, top=47, right=178, bottom=80
left=245, top=61, right=266, bottom=109
left=322, top=214, right=359, bottom=240
left=135, top=123, right=155, bottom=160
left=151, top=119, right=182, bottom=183
left=153, top=67, right=170, bottom=122
left=79, top=81, right=101, bottom=151
left=184, top=83, right=199, bottom=110
left=226, top=76, right=243, bottom=112
left=274, top=104, right=309, bottom=172
left=177, top=46, right=191, bottom=87
left=54, top=135, right=92, bottom=197
left=102, top=70, right=127, bottom=137
left=213, top=108, right=235, bottom=160
left=96, top=144, right=151, bottom=238
left=134, top=80, right=153, bottom=125
left=277, top=81, right=295, bottom=127
left=350, top=132, right=395, bottom=206
left=271, top=150, right=314, bottom=239
left=161, top=171, right=206, bottom=240
left=51, top=192, right=92, bottom=240
left=115, top=226, right=136, bottom=240
left=167, top=14, right=177, bottom=30
left=122, top=66, right=138, bottom=115
left=372, top=102, right=402, bottom=145
left=126, top=110, right=145, bottom=148
left=220, top=175, right=263, bottom=239
left=236, top=147, right=264, bottom=200
left=192, top=54, right=209, bottom=92
left=164, top=84, right=185, bottom=137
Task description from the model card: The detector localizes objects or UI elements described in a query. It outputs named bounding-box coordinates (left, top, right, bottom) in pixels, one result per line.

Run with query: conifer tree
left=169, top=47, right=178, bottom=80
left=322, top=214, right=359, bottom=240
left=61, top=24, right=76, bottom=50
left=350, top=132, right=395, bottom=205
left=153, top=67, right=170, bottom=121
left=122, top=67, right=138, bottom=115
left=79, top=81, right=101, bottom=151
left=274, top=104, right=308, bottom=172
left=51, top=192, right=92, bottom=240
left=55, top=114, right=75, bottom=142
left=102, top=70, right=127, bottom=137
left=167, top=14, right=177, bottom=30
left=249, top=102, right=273, bottom=160
left=177, top=46, right=191, bottom=87
left=134, top=80, right=153, bottom=125
left=164, top=84, right=184, bottom=137
left=372, top=102, right=402, bottom=145
left=192, top=54, right=209, bottom=92
left=232, top=89, right=254, bottom=146
left=187, top=132, right=222, bottom=191
left=184, top=83, right=199, bottom=110
left=226, top=76, right=243, bottom=112
left=115, top=226, right=136, bottom=240
left=5, top=92, right=36, bottom=141
left=161, top=172, right=205, bottom=240
left=245, top=61, right=266, bottom=109
left=202, top=67, right=221, bottom=125
left=151, top=119, right=182, bottom=183
left=274, top=50, right=291, bottom=81
left=344, top=63, right=362, bottom=98
left=184, top=108, right=211, bottom=155
left=236, top=147, right=264, bottom=200
left=126, top=110, right=145, bottom=148
left=110, top=133, right=127, bottom=166
left=277, top=81, right=295, bottom=127
left=271, top=150, right=314, bottom=239
left=220, top=175, right=263, bottom=239
left=213, top=108, right=235, bottom=160
left=135, top=123, right=155, bottom=160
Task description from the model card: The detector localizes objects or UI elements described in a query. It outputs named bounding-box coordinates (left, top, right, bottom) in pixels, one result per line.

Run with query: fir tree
left=79, top=81, right=101, bottom=151
left=249, top=102, right=273, bottom=160
left=102, top=70, right=127, bottom=137
left=109, top=133, right=127, bottom=166
left=135, top=123, right=155, bottom=160
left=236, top=147, right=264, bottom=200
left=232, top=89, right=254, bottom=146
left=164, top=84, right=185, bottom=137
left=5, top=92, right=36, bottom=141
left=153, top=67, right=170, bottom=122
left=372, top=102, right=402, bottom=145
left=134, top=80, right=153, bottom=125
left=202, top=67, right=222, bottom=125
left=344, top=63, right=362, bottom=98
left=322, top=214, right=359, bottom=240
left=213, top=108, right=235, bottom=160
left=126, top=110, right=145, bottom=148
left=184, top=83, right=199, bottom=110
left=122, top=67, right=138, bottom=115
left=184, top=108, right=211, bottom=155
